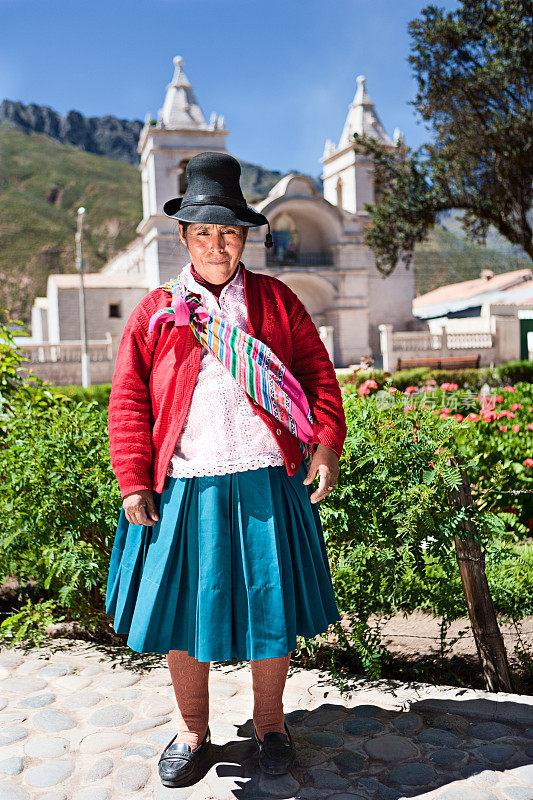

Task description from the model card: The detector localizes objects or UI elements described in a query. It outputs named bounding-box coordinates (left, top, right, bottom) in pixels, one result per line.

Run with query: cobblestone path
left=0, top=643, right=531, bottom=800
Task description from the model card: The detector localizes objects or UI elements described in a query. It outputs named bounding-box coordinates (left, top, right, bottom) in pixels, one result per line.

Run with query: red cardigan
left=108, top=265, right=347, bottom=499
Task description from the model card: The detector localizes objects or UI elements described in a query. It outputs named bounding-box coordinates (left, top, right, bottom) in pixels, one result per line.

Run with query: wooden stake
left=447, top=457, right=513, bottom=693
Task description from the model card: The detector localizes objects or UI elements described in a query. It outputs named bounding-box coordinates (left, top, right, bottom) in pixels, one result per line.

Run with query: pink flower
left=453, top=413, right=464, bottom=421
left=440, top=382, right=459, bottom=391
left=524, top=458, right=533, bottom=468
left=440, top=407, right=452, bottom=414
left=388, top=386, right=398, bottom=393
left=528, top=423, right=533, bottom=432
left=465, top=413, right=480, bottom=422
left=357, top=378, right=379, bottom=396
left=503, top=385, right=515, bottom=392
left=499, top=410, right=517, bottom=418
left=440, top=412, right=451, bottom=419
left=404, top=386, right=418, bottom=395
left=498, top=425, right=507, bottom=432
left=493, top=395, right=504, bottom=403
left=511, top=403, right=522, bottom=411
left=425, top=386, right=436, bottom=393
left=422, top=404, right=430, bottom=410
left=512, top=424, right=520, bottom=433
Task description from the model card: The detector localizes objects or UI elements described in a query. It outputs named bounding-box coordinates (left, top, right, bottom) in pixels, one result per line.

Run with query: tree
left=355, top=0, right=533, bottom=276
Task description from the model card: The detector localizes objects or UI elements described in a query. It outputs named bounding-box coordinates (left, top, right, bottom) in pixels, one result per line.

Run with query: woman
left=105, top=152, right=347, bottom=788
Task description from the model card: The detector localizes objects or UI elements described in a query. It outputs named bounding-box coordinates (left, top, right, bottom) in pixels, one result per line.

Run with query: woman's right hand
left=122, top=490, right=160, bottom=527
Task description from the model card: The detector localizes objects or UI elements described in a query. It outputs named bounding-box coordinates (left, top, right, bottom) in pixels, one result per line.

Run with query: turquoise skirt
left=105, top=461, right=341, bottom=662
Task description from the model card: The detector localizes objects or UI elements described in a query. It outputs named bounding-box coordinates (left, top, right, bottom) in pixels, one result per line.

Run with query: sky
left=0, top=0, right=460, bottom=176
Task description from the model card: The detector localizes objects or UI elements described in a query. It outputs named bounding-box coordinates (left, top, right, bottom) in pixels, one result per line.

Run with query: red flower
left=510, top=403, right=522, bottom=411
left=528, top=423, right=533, bottom=432
left=493, top=395, right=504, bottom=403
left=388, top=386, right=398, bottom=393
left=404, top=386, right=418, bottom=395
left=465, top=413, right=480, bottom=422
left=503, top=386, right=515, bottom=392
left=440, top=382, right=459, bottom=391
left=524, top=458, right=533, bottom=468
left=498, top=425, right=507, bottom=432
left=453, top=413, right=464, bottom=421
left=499, top=410, right=517, bottom=418
left=512, top=424, right=520, bottom=433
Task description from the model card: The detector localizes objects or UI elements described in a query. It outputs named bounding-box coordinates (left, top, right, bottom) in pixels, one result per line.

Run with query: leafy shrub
left=391, top=366, right=496, bottom=390
left=0, top=397, right=120, bottom=641
left=342, top=369, right=390, bottom=390
left=319, top=390, right=517, bottom=675
left=495, top=360, right=533, bottom=385
left=46, top=382, right=112, bottom=410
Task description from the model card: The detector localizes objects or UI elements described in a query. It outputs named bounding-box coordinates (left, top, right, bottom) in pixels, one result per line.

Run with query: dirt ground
left=365, top=609, right=533, bottom=663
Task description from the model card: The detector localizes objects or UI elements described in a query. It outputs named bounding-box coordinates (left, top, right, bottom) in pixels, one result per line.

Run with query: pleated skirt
left=105, top=461, right=341, bottom=662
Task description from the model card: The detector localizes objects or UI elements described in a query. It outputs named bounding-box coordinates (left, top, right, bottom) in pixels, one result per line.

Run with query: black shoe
left=158, top=726, right=211, bottom=787
left=253, top=721, right=295, bottom=775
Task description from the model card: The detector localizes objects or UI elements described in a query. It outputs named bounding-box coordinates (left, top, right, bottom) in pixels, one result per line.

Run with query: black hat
left=163, top=152, right=273, bottom=247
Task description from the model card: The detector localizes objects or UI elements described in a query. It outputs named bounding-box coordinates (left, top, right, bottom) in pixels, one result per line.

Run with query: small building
left=27, top=57, right=416, bottom=381
left=414, top=268, right=533, bottom=361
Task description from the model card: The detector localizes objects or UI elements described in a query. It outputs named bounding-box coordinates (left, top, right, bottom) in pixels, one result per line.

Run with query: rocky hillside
left=0, top=100, right=143, bottom=165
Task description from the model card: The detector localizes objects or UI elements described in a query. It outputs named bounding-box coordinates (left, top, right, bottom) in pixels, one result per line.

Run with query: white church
left=29, top=56, right=415, bottom=378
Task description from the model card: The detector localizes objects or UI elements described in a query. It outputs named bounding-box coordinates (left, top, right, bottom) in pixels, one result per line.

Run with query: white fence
left=13, top=332, right=120, bottom=385
left=18, top=333, right=114, bottom=364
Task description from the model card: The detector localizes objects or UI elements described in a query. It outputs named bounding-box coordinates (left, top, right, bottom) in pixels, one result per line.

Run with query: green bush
left=342, top=369, right=390, bottom=390
left=390, top=366, right=434, bottom=389
left=46, top=382, right=112, bottom=410
left=0, top=313, right=119, bottom=643
left=495, top=360, right=533, bottom=385
left=391, top=366, right=496, bottom=390
left=318, top=390, right=523, bottom=675
left=0, top=397, right=120, bottom=640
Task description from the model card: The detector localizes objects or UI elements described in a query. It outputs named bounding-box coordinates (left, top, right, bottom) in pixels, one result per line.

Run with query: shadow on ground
left=168, top=699, right=533, bottom=800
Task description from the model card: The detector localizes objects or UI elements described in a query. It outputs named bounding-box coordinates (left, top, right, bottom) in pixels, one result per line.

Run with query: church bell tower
left=321, top=75, right=403, bottom=215
left=136, top=56, right=229, bottom=288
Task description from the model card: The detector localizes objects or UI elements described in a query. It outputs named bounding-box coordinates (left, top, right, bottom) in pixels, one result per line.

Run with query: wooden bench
left=396, top=355, right=481, bottom=371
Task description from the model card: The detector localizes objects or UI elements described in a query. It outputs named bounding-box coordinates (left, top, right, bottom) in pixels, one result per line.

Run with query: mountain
left=0, top=100, right=143, bottom=165
left=413, top=214, right=529, bottom=297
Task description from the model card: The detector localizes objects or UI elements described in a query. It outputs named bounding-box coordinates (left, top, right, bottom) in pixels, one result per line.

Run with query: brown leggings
left=167, top=649, right=291, bottom=750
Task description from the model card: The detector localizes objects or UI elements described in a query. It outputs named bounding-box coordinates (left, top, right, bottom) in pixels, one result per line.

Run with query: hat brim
left=163, top=197, right=268, bottom=228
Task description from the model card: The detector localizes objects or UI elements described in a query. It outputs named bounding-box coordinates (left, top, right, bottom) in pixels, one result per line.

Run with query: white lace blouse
left=166, top=262, right=285, bottom=478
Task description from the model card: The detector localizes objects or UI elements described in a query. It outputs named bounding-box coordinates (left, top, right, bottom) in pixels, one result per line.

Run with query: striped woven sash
left=148, top=273, right=314, bottom=462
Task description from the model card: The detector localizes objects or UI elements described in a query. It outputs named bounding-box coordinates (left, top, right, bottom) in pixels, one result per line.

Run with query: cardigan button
left=276, top=428, right=282, bottom=436
left=290, top=462, right=296, bottom=470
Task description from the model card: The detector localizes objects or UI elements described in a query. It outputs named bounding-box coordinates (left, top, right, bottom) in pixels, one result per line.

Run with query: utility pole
left=75, top=207, right=90, bottom=388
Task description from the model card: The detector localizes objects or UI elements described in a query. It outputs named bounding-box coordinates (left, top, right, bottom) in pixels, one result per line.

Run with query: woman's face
left=178, top=222, right=248, bottom=284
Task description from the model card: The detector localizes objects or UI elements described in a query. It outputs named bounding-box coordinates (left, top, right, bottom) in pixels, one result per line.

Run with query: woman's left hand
left=303, top=444, right=340, bottom=504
